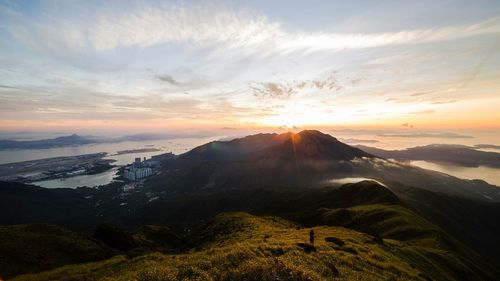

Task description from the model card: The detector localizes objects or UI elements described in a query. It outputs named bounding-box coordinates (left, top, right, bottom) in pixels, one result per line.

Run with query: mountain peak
left=259, top=129, right=369, bottom=161
left=297, top=129, right=327, bottom=136
left=271, top=130, right=337, bottom=143
left=169, top=130, right=374, bottom=192
left=297, top=129, right=340, bottom=142
left=184, top=130, right=371, bottom=163
left=56, top=134, right=82, bottom=140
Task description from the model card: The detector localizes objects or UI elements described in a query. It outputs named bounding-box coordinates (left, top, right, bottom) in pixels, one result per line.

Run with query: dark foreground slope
left=2, top=179, right=500, bottom=274
left=390, top=183, right=500, bottom=268
left=11, top=211, right=498, bottom=281
left=0, top=224, right=107, bottom=279
left=3, top=181, right=500, bottom=280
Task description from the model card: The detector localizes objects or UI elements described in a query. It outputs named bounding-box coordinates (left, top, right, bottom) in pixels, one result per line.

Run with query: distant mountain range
left=0, top=134, right=98, bottom=149
left=356, top=144, right=500, bottom=168
left=0, top=133, right=176, bottom=150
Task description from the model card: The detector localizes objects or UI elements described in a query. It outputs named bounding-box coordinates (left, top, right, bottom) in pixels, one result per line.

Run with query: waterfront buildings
left=123, top=158, right=153, bottom=181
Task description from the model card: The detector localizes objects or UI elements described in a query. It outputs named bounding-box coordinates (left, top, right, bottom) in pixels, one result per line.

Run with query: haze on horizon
left=0, top=0, right=499, bottom=135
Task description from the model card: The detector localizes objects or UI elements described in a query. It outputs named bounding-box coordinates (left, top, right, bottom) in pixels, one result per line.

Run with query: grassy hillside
left=390, top=183, right=500, bottom=268
left=2, top=180, right=500, bottom=280
left=0, top=224, right=107, bottom=279
left=298, top=204, right=497, bottom=280
left=11, top=212, right=498, bottom=281
left=135, top=180, right=400, bottom=232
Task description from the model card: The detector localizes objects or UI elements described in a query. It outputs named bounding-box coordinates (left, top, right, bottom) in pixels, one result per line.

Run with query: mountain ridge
left=153, top=130, right=375, bottom=193
left=356, top=144, right=500, bottom=168
left=0, top=134, right=97, bottom=149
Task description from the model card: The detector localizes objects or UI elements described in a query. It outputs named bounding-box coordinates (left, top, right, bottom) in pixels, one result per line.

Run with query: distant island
left=114, top=148, right=162, bottom=155
left=474, top=144, right=500, bottom=150
left=0, top=134, right=99, bottom=150
left=356, top=144, right=500, bottom=168
left=0, top=133, right=209, bottom=150
left=0, top=134, right=165, bottom=150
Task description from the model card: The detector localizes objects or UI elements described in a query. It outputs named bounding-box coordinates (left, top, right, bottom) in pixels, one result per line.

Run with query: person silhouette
left=309, top=229, right=315, bottom=245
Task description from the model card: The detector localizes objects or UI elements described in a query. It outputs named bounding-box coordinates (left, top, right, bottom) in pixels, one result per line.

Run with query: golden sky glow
left=0, top=1, right=499, bottom=135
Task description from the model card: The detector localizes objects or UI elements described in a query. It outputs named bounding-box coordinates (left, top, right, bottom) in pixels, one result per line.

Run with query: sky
left=0, top=0, right=499, bottom=136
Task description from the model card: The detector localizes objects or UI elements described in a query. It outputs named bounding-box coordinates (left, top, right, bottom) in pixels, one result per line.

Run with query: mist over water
left=335, top=131, right=500, bottom=187
left=32, top=168, right=120, bottom=189
left=337, top=131, right=500, bottom=150
left=327, top=178, right=387, bottom=187
left=410, top=160, right=500, bottom=187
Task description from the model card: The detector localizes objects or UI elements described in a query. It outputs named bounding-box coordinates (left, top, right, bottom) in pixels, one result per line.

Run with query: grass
left=12, top=212, right=490, bottom=281
left=3, top=179, right=499, bottom=280
left=0, top=224, right=107, bottom=279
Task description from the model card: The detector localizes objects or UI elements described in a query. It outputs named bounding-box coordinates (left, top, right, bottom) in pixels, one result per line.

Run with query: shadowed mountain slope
left=151, top=130, right=374, bottom=192
left=181, top=130, right=372, bottom=163
left=0, top=224, right=107, bottom=279
left=149, top=130, right=500, bottom=203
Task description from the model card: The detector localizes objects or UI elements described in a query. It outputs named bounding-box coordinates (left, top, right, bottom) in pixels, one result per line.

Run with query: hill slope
left=0, top=224, right=107, bottom=279
left=152, top=130, right=374, bottom=193
left=11, top=212, right=498, bottom=281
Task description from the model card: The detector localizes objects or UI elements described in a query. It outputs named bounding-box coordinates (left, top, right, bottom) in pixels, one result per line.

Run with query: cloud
left=1, top=2, right=499, bottom=131
left=278, top=125, right=300, bottom=130
left=250, top=82, right=296, bottom=99
left=431, top=100, right=457, bottom=105
left=249, top=71, right=343, bottom=99
left=460, top=36, right=500, bottom=89
left=350, top=157, right=404, bottom=171
left=341, top=138, right=379, bottom=144
left=155, top=74, right=181, bottom=86
left=0, top=84, right=21, bottom=90
left=153, top=73, right=215, bottom=90
left=410, top=91, right=433, bottom=96
left=310, top=73, right=343, bottom=91
left=2, top=2, right=500, bottom=57
left=378, top=132, right=473, bottom=139
left=0, top=80, right=253, bottom=123
left=414, top=109, right=435, bottom=114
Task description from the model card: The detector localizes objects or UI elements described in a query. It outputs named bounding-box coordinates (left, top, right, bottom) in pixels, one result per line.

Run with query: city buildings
left=123, top=157, right=153, bottom=181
